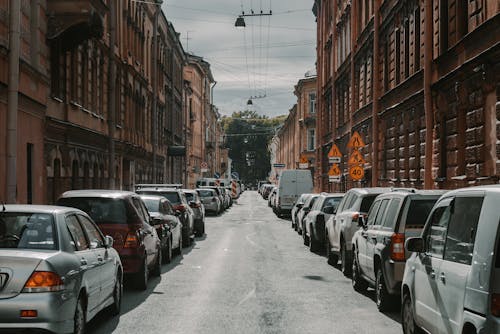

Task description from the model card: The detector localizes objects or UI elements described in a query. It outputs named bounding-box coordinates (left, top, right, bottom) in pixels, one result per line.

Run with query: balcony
left=47, top=0, right=107, bottom=48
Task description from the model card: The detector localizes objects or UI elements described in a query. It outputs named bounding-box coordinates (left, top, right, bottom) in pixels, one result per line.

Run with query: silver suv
left=350, top=189, right=445, bottom=311
left=402, top=185, right=500, bottom=334
left=325, top=187, right=393, bottom=274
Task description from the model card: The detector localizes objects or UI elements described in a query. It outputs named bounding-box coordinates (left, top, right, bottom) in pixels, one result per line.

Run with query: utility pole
left=7, top=0, right=21, bottom=203
left=108, top=0, right=116, bottom=189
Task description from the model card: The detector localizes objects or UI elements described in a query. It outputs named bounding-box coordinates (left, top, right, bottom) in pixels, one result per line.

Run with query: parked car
left=57, top=190, right=161, bottom=290
left=199, top=186, right=226, bottom=212
left=268, top=186, right=277, bottom=207
left=139, top=195, right=183, bottom=262
left=291, top=194, right=311, bottom=231
left=325, top=187, right=393, bottom=274
left=303, top=193, right=344, bottom=253
left=222, top=188, right=231, bottom=209
left=258, top=181, right=271, bottom=194
left=402, top=185, right=500, bottom=334
left=0, top=205, right=123, bottom=333
left=197, top=188, right=221, bottom=215
left=182, top=189, right=206, bottom=237
left=135, top=187, right=195, bottom=247
left=262, top=184, right=274, bottom=200
left=297, top=194, right=320, bottom=236
left=350, top=189, right=445, bottom=311
left=276, top=169, right=314, bottom=216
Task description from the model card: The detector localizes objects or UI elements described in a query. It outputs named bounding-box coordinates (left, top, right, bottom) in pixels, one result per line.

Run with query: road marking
left=237, top=288, right=256, bottom=306
left=245, top=233, right=263, bottom=249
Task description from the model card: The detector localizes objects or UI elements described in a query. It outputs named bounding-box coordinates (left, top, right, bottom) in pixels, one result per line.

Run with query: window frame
left=65, top=214, right=90, bottom=252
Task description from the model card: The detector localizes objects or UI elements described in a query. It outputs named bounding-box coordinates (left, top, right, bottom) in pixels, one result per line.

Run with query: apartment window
left=309, top=93, right=316, bottom=114
left=414, top=8, right=421, bottom=72
left=307, top=129, right=316, bottom=151
left=404, top=19, right=410, bottom=79
left=395, top=28, right=401, bottom=85
left=50, top=41, right=66, bottom=100
left=456, top=0, right=468, bottom=39
left=439, top=0, right=449, bottom=54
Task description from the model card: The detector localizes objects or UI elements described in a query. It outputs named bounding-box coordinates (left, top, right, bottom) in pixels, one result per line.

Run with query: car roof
left=196, top=188, right=215, bottom=192
left=182, top=189, right=197, bottom=194
left=138, top=194, right=167, bottom=201
left=3, top=204, right=83, bottom=215
left=136, top=187, right=179, bottom=192
left=375, top=189, right=447, bottom=200
left=440, top=184, right=500, bottom=197
left=60, top=189, right=137, bottom=198
left=346, top=187, right=394, bottom=195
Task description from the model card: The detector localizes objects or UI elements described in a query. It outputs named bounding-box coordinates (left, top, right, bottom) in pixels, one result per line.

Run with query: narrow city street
left=87, top=191, right=401, bottom=334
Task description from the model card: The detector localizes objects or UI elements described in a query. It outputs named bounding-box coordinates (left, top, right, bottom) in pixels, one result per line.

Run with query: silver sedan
left=0, top=205, right=123, bottom=334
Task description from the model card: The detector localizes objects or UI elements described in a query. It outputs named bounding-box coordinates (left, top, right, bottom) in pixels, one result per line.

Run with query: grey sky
left=162, top=0, right=317, bottom=117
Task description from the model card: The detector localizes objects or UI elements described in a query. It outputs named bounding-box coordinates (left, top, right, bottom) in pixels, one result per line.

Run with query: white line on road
left=245, top=232, right=263, bottom=249
left=236, top=288, right=256, bottom=306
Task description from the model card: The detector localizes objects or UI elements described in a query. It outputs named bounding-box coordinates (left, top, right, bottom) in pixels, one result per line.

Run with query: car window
left=404, top=199, right=437, bottom=229
left=373, top=199, right=390, bottom=226
left=142, top=198, right=160, bottom=213
left=0, top=212, right=57, bottom=250
left=360, top=195, right=378, bottom=213
left=443, top=196, right=484, bottom=265
left=426, top=204, right=452, bottom=258
left=78, top=215, right=104, bottom=249
left=198, top=189, right=214, bottom=197
left=382, top=198, right=401, bottom=229
left=366, top=200, right=381, bottom=226
left=308, top=197, right=318, bottom=208
left=137, top=191, right=181, bottom=204
left=162, top=201, right=174, bottom=215
left=345, top=193, right=358, bottom=210
left=132, top=198, right=149, bottom=223
left=312, top=197, right=324, bottom=210
left=57, top=197, right=127, bottom=224
left=66, top=215, right=89, bottom=251
left=323, top=197, right=342, bottom=211
left=184, top=192, right=195, bottom=202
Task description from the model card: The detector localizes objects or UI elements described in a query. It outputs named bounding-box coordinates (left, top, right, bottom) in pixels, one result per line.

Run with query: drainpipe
left=152, top=6, right=160, bottom=183
left=371, top=0, right=381, bottom=187
left=424, top=0, right=434, bottom=189
left=108, top=0, right=116, bottom=189
left=7, top=0, right=21, bottom=203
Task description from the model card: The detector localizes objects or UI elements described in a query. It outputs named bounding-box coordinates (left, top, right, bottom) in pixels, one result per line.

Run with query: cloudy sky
left=162, top=0, right=317, bottom=118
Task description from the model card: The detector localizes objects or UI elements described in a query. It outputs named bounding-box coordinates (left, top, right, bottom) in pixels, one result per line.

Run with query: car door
left=412, top=198, right=453, bottom=334
left=435, top=195, right=484, bottom=334
left=78, top=213, right=116, bottom=305
left=358, top=200, right=382, bottom=276
left=164, top=200, right=181, bottom=249
left=330, top=193, right=351, bottom=252
left=65, top=214, right=101, bottom=313
left=132, top=197, right=157, bottom=266
left=365, top=198, right=390, bottom=281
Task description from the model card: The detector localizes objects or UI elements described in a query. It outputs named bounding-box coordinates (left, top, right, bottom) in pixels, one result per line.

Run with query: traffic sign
left=231, top=172, right=239, bottom=179
left=299, top=163, right=309, bottom=169
left=214, top=172, right=221, bottom=179
left=299, top=155, right=308, bottom=164
left=328, top=144, right=342, bottom=158
left=328, top=164, right=341, bottom=176
left=329, top=156, right=341, bottom=164
left=329, top=175, right=341, bottom=183
left=347, top=131, right=365, bottom=148
left=348, top=150, right=366, bottom=165
left=349, top=165, right=365, bottom=181
left=273, top=163, right=286, bottom=168
left=200, top=161, right=208, bottom=173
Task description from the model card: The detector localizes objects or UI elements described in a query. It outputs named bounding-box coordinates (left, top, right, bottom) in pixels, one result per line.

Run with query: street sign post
left=347, top=131, right=365, bottom=149
left=348, top=150, right=366, bottom=165
left=328, top=164, right=341, bottom=183
left=349, top=165, right=364, bottom=181
left=200, top=161, right=208, bottom=173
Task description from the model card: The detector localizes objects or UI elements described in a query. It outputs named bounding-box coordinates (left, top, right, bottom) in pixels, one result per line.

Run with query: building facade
left=313, top=0, right=499, bottom=192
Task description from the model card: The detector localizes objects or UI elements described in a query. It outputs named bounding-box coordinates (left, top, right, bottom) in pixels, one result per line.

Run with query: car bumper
left=119, top=250, right=145, bottom=274
left=0, top=291, right=75, bottom=333
left=203, top=202, right=218, bottom=212
left=383, top=259, right=405, bottom=295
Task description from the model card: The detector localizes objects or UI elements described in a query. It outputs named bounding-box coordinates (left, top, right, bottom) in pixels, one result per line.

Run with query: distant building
left=313, top=0, right=499, bottom=191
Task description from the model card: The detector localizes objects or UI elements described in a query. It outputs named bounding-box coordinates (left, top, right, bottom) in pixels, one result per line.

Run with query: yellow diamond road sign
left=347, top=131, right=365, bottom=148
left=348, top=150, right=366, bottom=165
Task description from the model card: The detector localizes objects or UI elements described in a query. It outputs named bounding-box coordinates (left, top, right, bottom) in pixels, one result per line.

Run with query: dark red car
left=57, top=190, right=161, bottom=290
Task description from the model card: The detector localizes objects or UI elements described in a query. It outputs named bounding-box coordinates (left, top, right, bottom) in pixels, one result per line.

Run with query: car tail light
left=390, top=233, right=406, bottom=261
left=191, top=202, right=201, bottom=208
left=20, top=310, right=37, bottom=318
left=124, top=232, right=139, bottom=248
left=174, top=204, right=186, bottom=212
left=492, top=293, right=500, bottom=317
left=23, top=271, right=64, bottom=292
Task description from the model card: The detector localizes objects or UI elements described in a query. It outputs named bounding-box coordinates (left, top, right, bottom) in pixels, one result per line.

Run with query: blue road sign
left=214, top=172, right=221, bottom=179
left=231, top=172, right=239, bottom=179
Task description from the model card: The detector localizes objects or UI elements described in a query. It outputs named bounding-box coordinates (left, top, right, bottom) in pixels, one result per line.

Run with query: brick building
left=313, top=0, right=499, bottom=192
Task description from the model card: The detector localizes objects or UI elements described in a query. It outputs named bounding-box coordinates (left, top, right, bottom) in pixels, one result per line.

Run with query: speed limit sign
left=349, top=165, right=364, bottom=181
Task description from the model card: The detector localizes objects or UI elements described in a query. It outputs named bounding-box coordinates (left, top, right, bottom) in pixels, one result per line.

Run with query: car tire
left=402, top=293, right=423, bottom=334
left=351, top=254, right=368, bottom=292
left=163, top=237, right=172, bottom=264
left=152, top=248, right=162, bottom=277
left=341, top=240, right=351, bottom=276
left=303, top=227, right=310, bottom=246
left=326, top=234, right=338, bottom=265
left=109, top=273, right=122, bottom=316
left=376, top=268, right=393, bottom=311
left=74, top=294, right=86, bottom=334
left=182, top=230, right=191, bottom=248
left=309, top=225, right=320, bottom=253
left=134, top=257, right=148, bottom=290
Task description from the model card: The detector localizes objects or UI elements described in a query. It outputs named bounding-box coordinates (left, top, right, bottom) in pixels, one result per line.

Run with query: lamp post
left=234, top=10, right=272, bottom=29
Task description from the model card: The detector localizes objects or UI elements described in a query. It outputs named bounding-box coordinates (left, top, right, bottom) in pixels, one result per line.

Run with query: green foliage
left=222, top=111, right=285, bottom=185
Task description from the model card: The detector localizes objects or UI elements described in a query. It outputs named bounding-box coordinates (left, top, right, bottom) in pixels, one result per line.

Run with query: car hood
left=0, top=249, right=60, bottom=299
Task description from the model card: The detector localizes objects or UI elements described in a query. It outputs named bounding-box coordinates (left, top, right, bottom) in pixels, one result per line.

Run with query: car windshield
left=58, top=197, right=128, bottom=224
left=184, top=192, right=195, bottom=201
left=0, top=213, right=57, bottom=250
left=138, top=191, right=181, bottom=205
left=405, top=199, right=438, bottom=228
left=360, top=195, right=378, bottom=213
left=324, top=197, right=342, bottom=210
left=142, top=198, right=160, bottom=213
left=198, top=189, right=214, bottom=197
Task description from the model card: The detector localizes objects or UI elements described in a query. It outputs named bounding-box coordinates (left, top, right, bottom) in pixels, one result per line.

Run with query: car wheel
left=134, top=257, right=148, bottom=290
left=109, top=273, right=122, bottom=316
left=351, top=254, right=368, bottom=292
left=376, top=268, right=392, bottom=311
left=163, top=237, right=172, bottom=264
left=182, top=230, right=191, bottom=248
left=309, top=226, right=319, bottom=253
left=402, top=293, right=422, bottom=334
left=74, top=295, right=86, bottom=334
left=152, top=248, right=162, bottom=277
left=341, top=241, right=351, bottom=276
left=326, top=234, right=338, bottom=265
left=303, top=227, right=310, bottom=246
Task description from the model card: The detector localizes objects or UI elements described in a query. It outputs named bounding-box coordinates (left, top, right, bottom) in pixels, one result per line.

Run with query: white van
left=277, top=169, right=313, bottom=216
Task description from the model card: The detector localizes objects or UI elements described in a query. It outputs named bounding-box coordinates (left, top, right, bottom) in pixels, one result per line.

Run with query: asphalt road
left=88, top=191, right=402, bottom=334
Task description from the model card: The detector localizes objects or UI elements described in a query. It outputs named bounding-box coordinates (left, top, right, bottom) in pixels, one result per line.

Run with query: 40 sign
left=349, top=165, right=364, bottom=181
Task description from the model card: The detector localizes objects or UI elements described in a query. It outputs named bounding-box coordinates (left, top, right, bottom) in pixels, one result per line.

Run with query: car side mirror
left=296, top=203, right=304, bottom=209
left=175, top=210, right=182, bottom=216
left=406, top=237, right=424, bottom=253
left=104, top=235, right=114, bottom=248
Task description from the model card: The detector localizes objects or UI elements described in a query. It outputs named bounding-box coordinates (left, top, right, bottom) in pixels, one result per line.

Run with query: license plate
left=0, top=273, right=7, bottom=290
